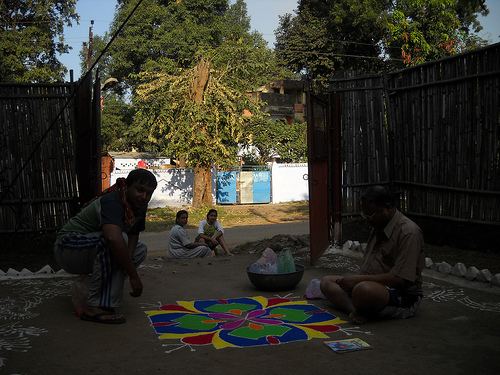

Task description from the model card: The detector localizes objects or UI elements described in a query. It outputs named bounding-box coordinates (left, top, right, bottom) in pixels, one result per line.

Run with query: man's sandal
left=80, top=311, right=126, bottom=324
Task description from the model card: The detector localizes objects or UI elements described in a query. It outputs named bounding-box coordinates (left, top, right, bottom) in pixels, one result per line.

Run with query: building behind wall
left=249, top=79, right=305, bottom=123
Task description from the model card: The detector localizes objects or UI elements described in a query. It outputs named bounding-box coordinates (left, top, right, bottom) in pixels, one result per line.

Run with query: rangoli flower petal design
left=146, top=296, right=345, bottom=349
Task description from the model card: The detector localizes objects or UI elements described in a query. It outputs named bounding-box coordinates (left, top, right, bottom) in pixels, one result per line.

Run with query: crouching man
left=320, top=185, right=424, bottom=323
left=54, top=169, right=157, bottom=324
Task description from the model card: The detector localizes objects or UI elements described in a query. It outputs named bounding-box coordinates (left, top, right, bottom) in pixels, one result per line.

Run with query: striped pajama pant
left=54, top=232, right=147, bottom=309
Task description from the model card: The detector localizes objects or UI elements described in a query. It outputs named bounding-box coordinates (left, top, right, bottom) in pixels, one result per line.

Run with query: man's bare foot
left=348, top=311, right=368, bottom=324
left=71, top=276, right=88, bottom=317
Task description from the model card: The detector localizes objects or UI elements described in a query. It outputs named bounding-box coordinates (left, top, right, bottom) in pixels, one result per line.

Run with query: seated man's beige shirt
left=360, top=210, right=425, bottom=295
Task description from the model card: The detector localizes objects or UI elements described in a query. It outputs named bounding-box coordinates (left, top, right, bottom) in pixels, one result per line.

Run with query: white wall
left=271, top=163, right=309, bottom=203
left=110, top=162, right=309, bottom=207
left=111, top=168, right=194, bottom=208
left=111, top=166, right=219, bottom=208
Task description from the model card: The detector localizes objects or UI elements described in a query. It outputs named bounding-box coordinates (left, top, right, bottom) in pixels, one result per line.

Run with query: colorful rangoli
left=145, top=296, right=345, bottom=349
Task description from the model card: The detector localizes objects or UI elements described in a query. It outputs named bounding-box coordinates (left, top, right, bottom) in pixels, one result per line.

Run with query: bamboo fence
left=331, top=43, right=500, bottom=225
left=0, top=83, right=79, bottom=233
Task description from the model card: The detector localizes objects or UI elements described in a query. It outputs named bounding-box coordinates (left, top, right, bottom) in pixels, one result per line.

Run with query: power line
left=0, top=18, right=111, bottom=25
left=284, top=49, right=403, bottom=61
left=330, top=39, right=401, bottom=51
left=274, top=36, right=402, bottom=51
left=0, top=19, right=53, bottom=24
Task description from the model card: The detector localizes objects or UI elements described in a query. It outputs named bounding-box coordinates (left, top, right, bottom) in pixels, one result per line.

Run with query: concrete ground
left=1, top=222, right=500, bottom=375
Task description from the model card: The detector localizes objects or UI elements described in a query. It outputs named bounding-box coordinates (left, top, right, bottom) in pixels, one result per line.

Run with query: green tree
left=85, top=0, right=234, bottom=155
left=242, top=117, right=308, bottom=164
left=222, top=0, right=250, bottom=37
left=100, top=94, right=151, bottom=152
left=116, top=0, right=283, bottom=206
left=275, top=0, right=390, bottom=85
left=79, top=34, right=113, bottom=79
left=386, top=0, right=489, bottom=65
left=275, top=0, right=489, bottom=80
left=134, top=45, right=279, bottom=205
left=103, top=0, right=229, bottom=91
left=0, top=0, right=78, bottom=82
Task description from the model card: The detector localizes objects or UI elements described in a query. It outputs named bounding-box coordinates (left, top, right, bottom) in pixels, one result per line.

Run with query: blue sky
left=59, top=0, right=500, bottom=81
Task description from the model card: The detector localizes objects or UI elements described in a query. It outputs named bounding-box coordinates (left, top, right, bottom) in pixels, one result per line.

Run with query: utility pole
left=86, top=20, right=94, bottom=70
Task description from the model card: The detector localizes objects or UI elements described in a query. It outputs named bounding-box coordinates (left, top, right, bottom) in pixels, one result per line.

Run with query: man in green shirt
left=54, top=169, right=157, bottom=324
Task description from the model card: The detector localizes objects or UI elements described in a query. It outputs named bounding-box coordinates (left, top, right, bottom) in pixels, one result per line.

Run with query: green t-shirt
left=58, top=191, right=146, bottom=238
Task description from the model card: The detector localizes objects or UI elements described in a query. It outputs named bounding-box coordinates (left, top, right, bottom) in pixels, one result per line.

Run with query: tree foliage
left=92, top=0, right=286, bottom=156
left=90, top=0, right=282, bottom=155
left=133, top=35, right=280, bottom=169
left=104, top=0, right=229, bottom=90
left=100, top=94, right=147, bottom=152
left=386, top=0, right=488, bottom=65
left=0, top=0, right=78, bottom=82
left=92, top=0, right=286, bottom=206
left=275, top=0, right=489, bottom=80
left=242, top=118, right=307, bottom=165
left=275, top=0, right=390, bottom=84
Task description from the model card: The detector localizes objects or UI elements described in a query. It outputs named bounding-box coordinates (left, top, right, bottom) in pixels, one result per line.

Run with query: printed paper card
left=324, top=338, right=372, bottom=353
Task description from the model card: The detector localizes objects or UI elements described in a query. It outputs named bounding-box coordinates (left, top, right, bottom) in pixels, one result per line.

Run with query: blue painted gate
left=251, top=170, right=271, bottom=203
left=216, top=171, right=238, bottom=204
left=216, top=170, right=271, bottom=204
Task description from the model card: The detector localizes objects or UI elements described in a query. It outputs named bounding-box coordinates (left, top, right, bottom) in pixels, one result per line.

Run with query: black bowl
left=246, top=264, right=305, bottom=292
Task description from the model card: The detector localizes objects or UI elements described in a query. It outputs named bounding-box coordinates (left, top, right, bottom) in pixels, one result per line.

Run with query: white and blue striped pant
left=54, top=232, right=146, bottom=309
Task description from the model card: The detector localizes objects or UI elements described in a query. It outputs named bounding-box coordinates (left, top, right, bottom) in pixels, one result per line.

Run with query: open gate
left=306, top=89, right=341, bottom=263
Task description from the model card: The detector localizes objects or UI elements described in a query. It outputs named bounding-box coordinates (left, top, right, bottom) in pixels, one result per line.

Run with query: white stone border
left=324, top=240, right=500, bottom=288
left=0, top=265, right=72, bottom=280
left=425, top=257, right=500, bottom=287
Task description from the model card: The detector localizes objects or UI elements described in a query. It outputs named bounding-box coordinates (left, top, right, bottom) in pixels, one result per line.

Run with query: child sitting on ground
left=196, top=209, right=232, bottom=256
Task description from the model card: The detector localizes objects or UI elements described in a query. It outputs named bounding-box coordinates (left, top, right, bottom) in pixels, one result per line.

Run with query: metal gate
left=305, top=88, right=335, bottom=263
left=216, top=168, right=271, bottom=204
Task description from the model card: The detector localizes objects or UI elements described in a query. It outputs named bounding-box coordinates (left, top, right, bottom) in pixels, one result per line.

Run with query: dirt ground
left=2, top=211, right=500, bottom=374
left=2, top=251, right=500, bottom=375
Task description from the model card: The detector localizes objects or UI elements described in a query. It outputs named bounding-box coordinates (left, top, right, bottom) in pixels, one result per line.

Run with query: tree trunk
left=192, top=166, right=212, bottom=207
left=190, top=58, right=210, bottom=103
left=190, top=58, right=212, bottom=208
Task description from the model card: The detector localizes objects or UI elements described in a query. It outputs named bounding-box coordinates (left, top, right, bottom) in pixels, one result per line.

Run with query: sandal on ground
left=80, top=311, right=126, bottom=324
left=99, top=306, right=116, bottom=313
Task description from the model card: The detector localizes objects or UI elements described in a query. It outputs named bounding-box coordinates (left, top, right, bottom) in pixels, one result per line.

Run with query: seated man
left=320, top=185, right=424, bottom=322
left=168, top=210, right=214, bottom=258
left=54, top=169, right=157, bottom=324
